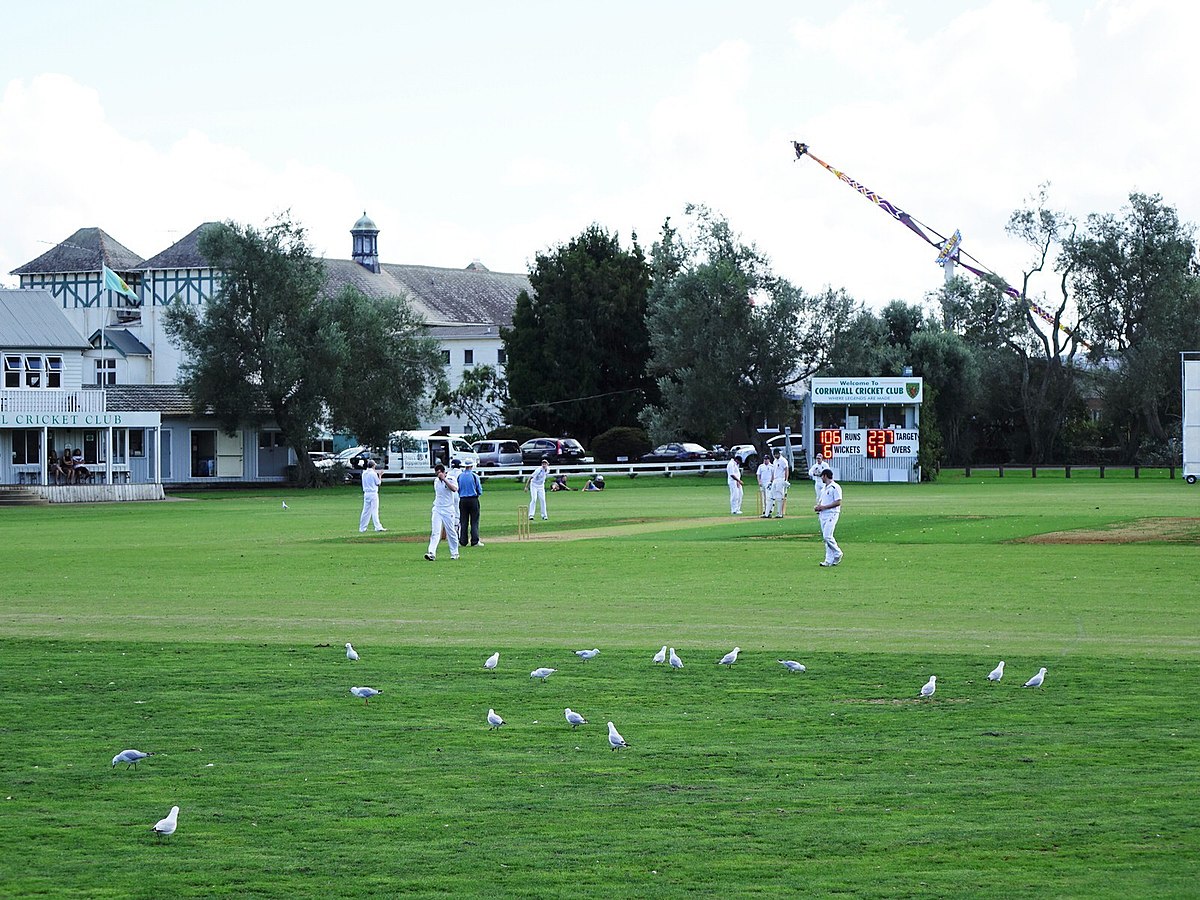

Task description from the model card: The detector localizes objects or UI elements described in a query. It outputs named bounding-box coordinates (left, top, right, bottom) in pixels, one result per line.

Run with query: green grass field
left=1, top=475, right=1197, bottom=897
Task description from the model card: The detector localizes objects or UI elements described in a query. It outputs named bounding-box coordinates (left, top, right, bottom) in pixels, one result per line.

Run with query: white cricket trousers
left=428, top=507, right=459, bottom=558
left=768, top=482, right=789, bottom=517
left=360, top=492, right=382, bottom=531
left=820, top=511, right=842, bottom=564
left=528, top=484, right=547, bottom=518
left=728, top=480, right=743, bottom=514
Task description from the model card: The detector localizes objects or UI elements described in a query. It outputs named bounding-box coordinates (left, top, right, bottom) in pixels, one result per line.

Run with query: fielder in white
left=358, top=458, right=386, bottom=532
left=726, top=456, right=744, bottom=515
left=425, top=463, right=459, bottom=561
left=525, top=458, right=550, bottom=520
left=766, top=448, right=790, bottom=518
left=808, top=453, right=826, bottom=499
left=814, top=468, right=843, bottom=566
left=755, top=455, right=772, bottom=516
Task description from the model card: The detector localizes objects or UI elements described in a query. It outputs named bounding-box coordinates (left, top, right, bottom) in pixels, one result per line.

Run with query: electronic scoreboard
left=815, top=428, right=918, bottom=460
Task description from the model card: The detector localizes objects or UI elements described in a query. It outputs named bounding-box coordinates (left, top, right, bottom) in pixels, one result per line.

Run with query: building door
left=191, top=429, right=217, bottom=477
left=257, top=431, right=288, bottom=478
left=159, top=428, right=172, bottom=481
left=216, top=430, right=244, bottom=478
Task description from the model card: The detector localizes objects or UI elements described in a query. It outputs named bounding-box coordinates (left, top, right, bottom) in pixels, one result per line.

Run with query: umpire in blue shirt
left=457, top=458, right=484, bottom=547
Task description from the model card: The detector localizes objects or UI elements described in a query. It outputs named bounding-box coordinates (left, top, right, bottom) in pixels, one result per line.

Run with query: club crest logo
left=905, top=382, right=920, bottom=399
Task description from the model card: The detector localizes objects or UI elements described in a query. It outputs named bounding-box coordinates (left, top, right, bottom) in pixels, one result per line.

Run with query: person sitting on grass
left=584, top=475, right=605, bottom=492
left=551, top=473, right=573, bottom=491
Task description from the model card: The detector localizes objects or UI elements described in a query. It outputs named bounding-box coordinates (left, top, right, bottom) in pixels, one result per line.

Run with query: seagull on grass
left=778, top=660, right=807, bottom=673
left=487, top=709, right=505, bottom=730
left=281, top=501, right=289, bottom=510
left=151, top=806, right=179, bottom=839
left=920, top=676, right=937, bottom=699
left=530, top=667, right=556, bottom=682
left=565, top=708, right=588, bottom=729
left=988, top=661, right=1005, bottom=682
left=607, top=721, right=629, bottom=751
left=717, top=647, right=741, bottom=667
left=484, top=652, right=500, bottom=670
left=1024, top=667, right=1047, bottom=688
left=345, top=643, right=359, bottom=661
left=112, top=749, right=152, bottom=770
left=575, top=649, right=600, bottom=661
left=350, top=686, right=381, bottom=704
left=669, top=648, right=683, bottom=670
left=653, top=646, right=668, bottom=665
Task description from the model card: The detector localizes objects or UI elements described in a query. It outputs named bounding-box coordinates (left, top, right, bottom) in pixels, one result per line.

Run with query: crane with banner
left=792, top=141, right=1089, bottom=350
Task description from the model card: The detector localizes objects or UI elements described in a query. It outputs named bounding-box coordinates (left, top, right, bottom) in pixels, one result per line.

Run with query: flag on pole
left=102, top=265, right=138, bottom=302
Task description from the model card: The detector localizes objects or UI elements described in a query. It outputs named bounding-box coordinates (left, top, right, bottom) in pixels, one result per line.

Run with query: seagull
left=717, top=647, right=741, bottom=666
left=487, top=708, right=505, bottom=730
left=669, top=648, right=683, bottom=669
left=575, top=649, right=600, bottom=661
left=565, top=708, right=588, bottom=729
left=653, top=645, right=668, bottom=665
left=484, top=652, right=500, bottom=670
left=112, top=749, right=152, bottom=770
left=530, top=667, right=556, bottom=682
left=778, top=660, right=807, bottom=673
left=988, top=661, right=1005, bottom=682
left=281, top=501, right=289, bottom=509
left=151, top=805, right=179, bottom=839
left=1024, top=667, right=1047, bottom=688
left=345, top=643, right=359, bottom=661
left=920, top=676, right=937, bottom=698
left=350, top=686, right=381, bottom=704
left=607, top=721, right=629, bottom=751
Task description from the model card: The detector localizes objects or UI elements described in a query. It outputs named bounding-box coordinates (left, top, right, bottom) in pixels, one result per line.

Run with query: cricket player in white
left=525, top=458, right=550, bottom=520
left=425, top=463, right=459, bottom=560
left=726, top=456, right=744, bottom=514
left=359, top=458, right=385, bottom=532
left=766, top=448, right=790, bottom=518
left=756, top=456, right=772, bottom=516
left=815, top=468, right=843, bottom=566
left=808, top=453, right=826, bottom=499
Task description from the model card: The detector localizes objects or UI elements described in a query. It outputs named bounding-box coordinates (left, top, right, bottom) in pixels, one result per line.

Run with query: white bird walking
left=112, top=749, right=152, bottom=770
left=988, top=661, right=1005, bottom=682
left=345, top=643, right=359, bottom=661
left=669, top=648, right=683, bottom=669
left=487, top=708, right=505, bottom=730
left=718, top=647, right=741, bottom=666
left=920, top=676, right=937, bottom=698
left=350, top=686, right=381, bottom=704
left=151, top=805, right=179, bottom=839
left=653, top=645, right=668, bottom=665
left=575, top=649, right=600, bottom=661
left=484, top=652, right=500, bottom=670
left=281, top=501, right=289, bottom=510
left=1024, top=667, right=1047, bottom=688
left=607, top=721, right=629, bottom=751
left=564, top=708, right=588, bottom=729
left=778, top=660, right=807, bottom=673
left=530, top=667, right=556, bottom=682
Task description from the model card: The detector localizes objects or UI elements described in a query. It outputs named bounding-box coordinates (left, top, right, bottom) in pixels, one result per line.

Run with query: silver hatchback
left=471, top=439, right=523, bottom=467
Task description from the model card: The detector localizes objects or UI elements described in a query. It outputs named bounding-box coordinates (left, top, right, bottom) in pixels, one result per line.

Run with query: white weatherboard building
left=802, top=376, right=923, bottom=483
left=5, top=215, right=529, bottom=494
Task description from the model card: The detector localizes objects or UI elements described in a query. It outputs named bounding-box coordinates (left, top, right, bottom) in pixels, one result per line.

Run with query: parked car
left=519, top=437, right=594, bottom=465
left=639, top=442, right=713, bottom=463
left=472, top=439, right=522, bottom=467
left=315, top=445, right=373, bottom=470
left=729, top=444, right=759, bottom=468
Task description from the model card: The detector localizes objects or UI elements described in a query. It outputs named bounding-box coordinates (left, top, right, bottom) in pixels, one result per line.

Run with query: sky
left=2, top=0, right=1197, bottom=312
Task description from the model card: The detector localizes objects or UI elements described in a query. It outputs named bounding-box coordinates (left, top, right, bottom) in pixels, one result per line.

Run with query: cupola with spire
left=351, top=212, right=380, bottom=273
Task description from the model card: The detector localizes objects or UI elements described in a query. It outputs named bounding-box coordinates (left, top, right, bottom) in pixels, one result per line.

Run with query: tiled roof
left=139, top=223, right=222, bottom=270
left=11, top=228, right=144, bottom=276
left=88, top=328, right=152, bottom=357
left=0, top=289, right=90, bottom=349
left=102, top=384, right=197, bottom=415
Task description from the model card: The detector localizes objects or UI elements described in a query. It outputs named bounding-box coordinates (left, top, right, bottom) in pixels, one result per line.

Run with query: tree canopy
left=163, top=217, right=444, bottom=483
left=501, top=224, right=653, bottom=442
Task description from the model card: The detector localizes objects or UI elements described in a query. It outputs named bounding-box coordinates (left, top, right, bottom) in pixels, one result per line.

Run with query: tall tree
left=643, top=207, right=852, bottom=443
left=1065, top=193, right=1200, bottom=454
left=164, top=217, right=443, bottom=484
left=436, top=364, right=508, bottom=438
left=501, top=225, right=652, bottom=441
